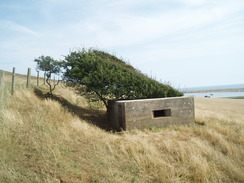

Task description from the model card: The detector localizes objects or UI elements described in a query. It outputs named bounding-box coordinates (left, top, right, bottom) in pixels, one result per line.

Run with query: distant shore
left=184, top=88, right=244, bottom=93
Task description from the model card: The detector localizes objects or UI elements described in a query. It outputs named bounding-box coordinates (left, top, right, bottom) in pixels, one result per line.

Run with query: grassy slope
left=2, top=71, right=44, bottom=97
left=0, top=76, right=244, bottom=182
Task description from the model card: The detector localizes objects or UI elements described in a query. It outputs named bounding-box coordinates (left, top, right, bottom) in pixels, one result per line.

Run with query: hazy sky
left=0, top=0, right=244, bottom=88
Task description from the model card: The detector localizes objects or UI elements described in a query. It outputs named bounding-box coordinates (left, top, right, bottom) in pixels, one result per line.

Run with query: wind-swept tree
left=62, top=48, right=183, bottom=110
left=34, top=55, right=61, bottom=95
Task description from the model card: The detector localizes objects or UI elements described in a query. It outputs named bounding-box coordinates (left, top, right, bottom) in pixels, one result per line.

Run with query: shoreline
left=184, top=88, right=244, bottom=93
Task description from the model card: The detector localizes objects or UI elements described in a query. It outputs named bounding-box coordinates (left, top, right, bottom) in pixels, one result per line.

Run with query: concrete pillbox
left=108, top=97, right=195, bottom=131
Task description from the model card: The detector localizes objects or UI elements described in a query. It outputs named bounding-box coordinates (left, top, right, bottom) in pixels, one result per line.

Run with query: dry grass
left=0, top=84, right=244, bottom=182
left=195, top=97, right=244, bottom=124
left=3, top=71, right=41, bottom=91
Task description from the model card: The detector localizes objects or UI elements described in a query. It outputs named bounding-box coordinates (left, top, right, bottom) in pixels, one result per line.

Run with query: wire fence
left=0, top=68, right=47, bottom=106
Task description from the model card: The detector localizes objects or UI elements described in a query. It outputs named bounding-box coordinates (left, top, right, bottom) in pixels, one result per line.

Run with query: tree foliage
left=34, top=56, right=61, bottom=77
left=34, top=55, right=61, bottom=95
left=62, top=48, right=183, bottom=109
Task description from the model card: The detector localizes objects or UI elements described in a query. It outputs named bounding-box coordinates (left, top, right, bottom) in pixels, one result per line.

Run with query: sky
left=0, top=0, right=244, bottom=88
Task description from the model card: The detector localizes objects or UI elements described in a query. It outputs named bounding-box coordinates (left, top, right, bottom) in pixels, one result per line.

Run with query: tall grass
left=3, top=71, right=40, bottom=92
left=0, top=86, right=243, bottom=182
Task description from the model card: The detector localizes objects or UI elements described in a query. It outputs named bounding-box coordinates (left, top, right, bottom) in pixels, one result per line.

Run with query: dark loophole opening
left=153, top=109, right=171, bottom=118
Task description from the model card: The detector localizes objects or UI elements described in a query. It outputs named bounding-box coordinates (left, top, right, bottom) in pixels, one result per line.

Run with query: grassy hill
left=1, top=70, right=44, bottom=99
left=0, top=72, right=244, bottom=182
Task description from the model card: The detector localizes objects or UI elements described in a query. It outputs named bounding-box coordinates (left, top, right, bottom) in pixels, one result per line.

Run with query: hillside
left=1, top=70, right=42, bottom=94
left=0, top=77, right=244, bottom=182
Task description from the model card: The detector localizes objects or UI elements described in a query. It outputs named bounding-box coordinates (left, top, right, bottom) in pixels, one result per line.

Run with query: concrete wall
left=108, top=97, right=195, bottom=131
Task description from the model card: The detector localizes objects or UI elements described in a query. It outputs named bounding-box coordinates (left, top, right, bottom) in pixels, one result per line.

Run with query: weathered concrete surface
left=108, top=97, right=195, bottom=131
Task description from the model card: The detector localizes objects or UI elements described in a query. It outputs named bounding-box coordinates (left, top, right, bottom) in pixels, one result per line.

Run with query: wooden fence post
left=0, top=70, right=4, bottom=106
left=11, top=67, right=15, bottom=95
left=26, top=68, right=31, bottom=88
left=44, top=73, right=46, bottom=85
left=37, top=71, right=39, bottom=87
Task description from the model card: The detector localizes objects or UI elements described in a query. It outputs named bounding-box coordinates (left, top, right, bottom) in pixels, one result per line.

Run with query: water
left=187, top=84, right=244, bottom=91
left=184, top=92, right=244, bottom=98
left=183, top=83, right=244, bottom=98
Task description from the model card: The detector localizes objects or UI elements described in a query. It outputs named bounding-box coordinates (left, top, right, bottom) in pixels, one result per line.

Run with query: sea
left=183, top=84, right=244, bottom=98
